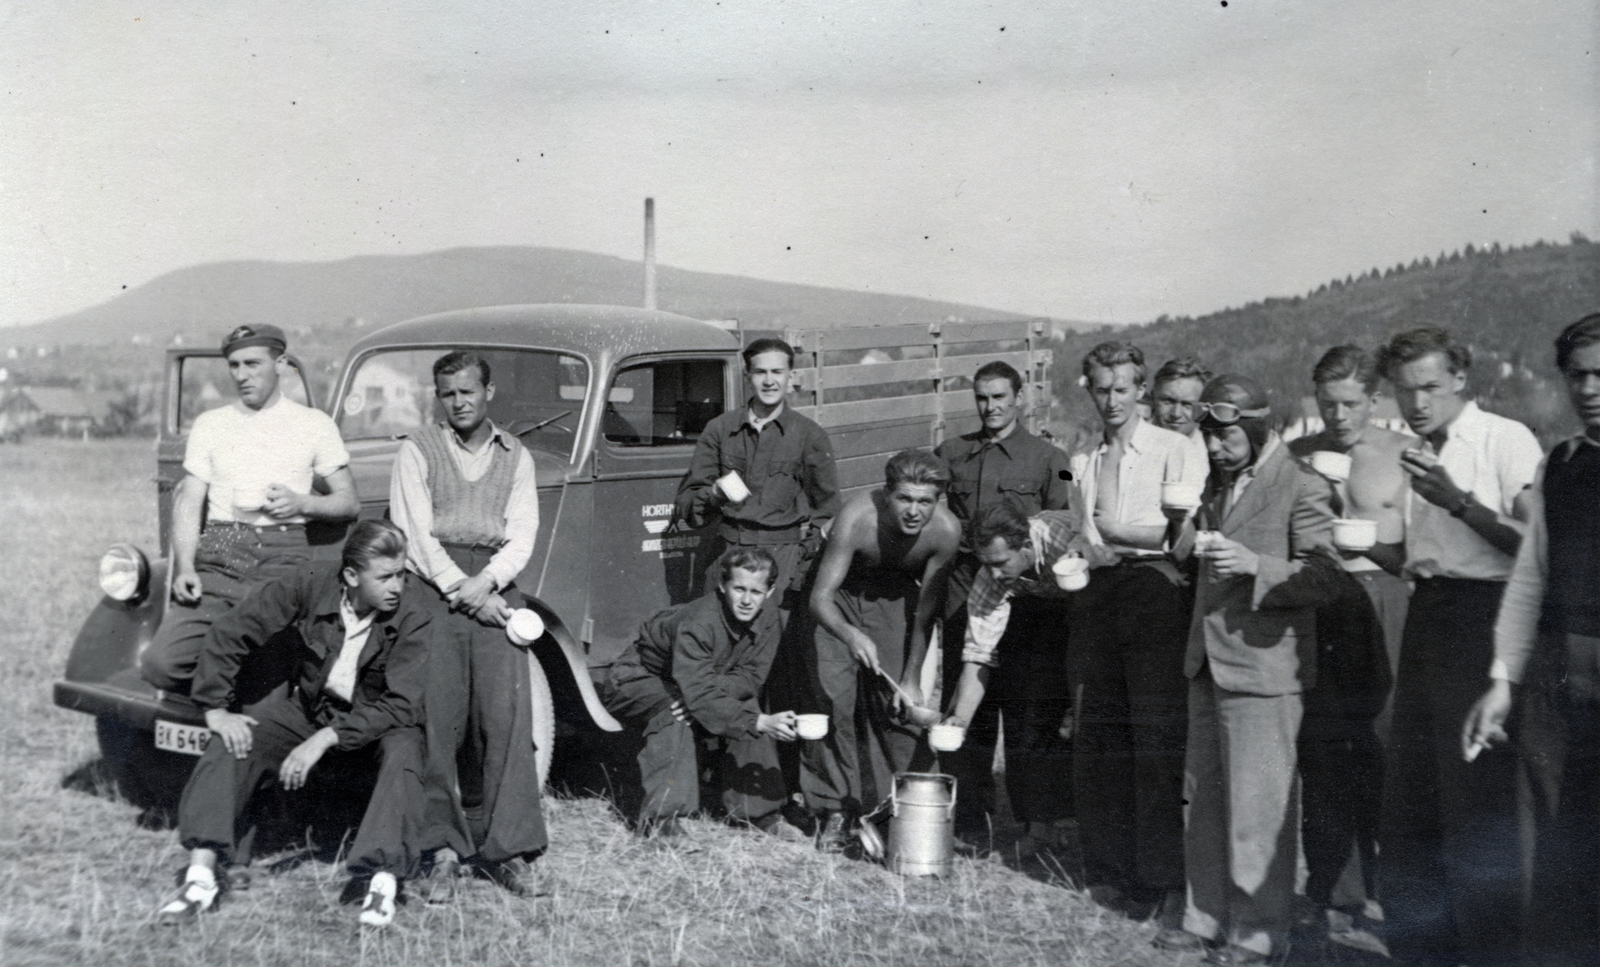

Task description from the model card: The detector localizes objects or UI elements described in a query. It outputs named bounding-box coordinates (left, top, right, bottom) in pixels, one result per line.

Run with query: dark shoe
left=422, top=851, right=461, bottom=906
left=641, top=816, right=685, bottom=839
left=754, top=814, right=812, bottom=844
left=1204, top=943, right=1269, bottom=966
left=815, top=812, right=849, bottom=853
left=338, top=875, right=371, bottom=906
left=478, top=856, right=537, bottom=898
left=1152, top=928, right=1207, bottom=952
left=226, top=867, right=251, bottom=892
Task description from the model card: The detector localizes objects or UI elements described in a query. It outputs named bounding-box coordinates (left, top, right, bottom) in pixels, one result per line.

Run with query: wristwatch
left=1449, top=493, right=1475, bottom=518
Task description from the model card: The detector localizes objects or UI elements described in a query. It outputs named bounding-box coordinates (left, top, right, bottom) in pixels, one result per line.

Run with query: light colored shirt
left=1490, top=438, right=1596, bottom=682
left=1404, top=401, right=1542, bottom=581
left=963, top=513, right=1081, bottom=667
left=1224, top=434, right=1281, bottom=516
left=1182, top=427, right=1211, bottom=495
left=184, top=395, right=350, bottom=526
left=1071, top=417, right=1207, bottom=558
left=389, top=423, right=540, bottom=592
left=325, top=593, right=375, bottom=703
left=746, top=402, right=785, bottom=434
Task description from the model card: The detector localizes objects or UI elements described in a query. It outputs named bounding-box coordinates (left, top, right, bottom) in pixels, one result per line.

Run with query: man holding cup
left=1374, top=327, right=1541, bottom=966
left=141, top=324, right=359, bottom=693
left=1067, top=342, right=1208, bottom=921
left=1284, top=345, right=1413, bottom=950
left=389, top=350, right=547, bottom=897
left=676, top=338, right=840, bottom=615
left=1157, top=374, right=1343, bottom=964
left=599, top=547, right=806, bottom=840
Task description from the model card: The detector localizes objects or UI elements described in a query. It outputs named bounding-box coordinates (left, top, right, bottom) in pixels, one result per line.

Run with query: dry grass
left=0, top=439, right=1181, bottom=967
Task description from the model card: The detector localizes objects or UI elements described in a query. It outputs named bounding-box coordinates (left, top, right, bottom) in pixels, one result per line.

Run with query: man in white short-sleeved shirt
left=141, top=324, right=359, bottom=693
left=1375, top=327, right=1541, bottom=967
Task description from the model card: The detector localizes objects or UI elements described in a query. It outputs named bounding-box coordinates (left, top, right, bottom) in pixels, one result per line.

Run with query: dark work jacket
left=191, top=561, right=431, bottom=751
left=1539, top=438, right=1600, bottom=639
left=936, top=428, right=1075, bottom=547
left=618, top=592, right=781, bottom=740
left=676, top=402, right=841, bottom=544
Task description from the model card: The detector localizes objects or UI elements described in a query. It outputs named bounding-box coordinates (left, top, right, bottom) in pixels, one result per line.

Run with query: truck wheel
left=527, top=651, right=554, bottom=790
left=95, top=718, right=195, bottom=814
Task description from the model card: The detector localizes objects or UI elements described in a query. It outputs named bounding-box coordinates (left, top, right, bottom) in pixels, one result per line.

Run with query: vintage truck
left=53, top=304, right=1052, bottom=805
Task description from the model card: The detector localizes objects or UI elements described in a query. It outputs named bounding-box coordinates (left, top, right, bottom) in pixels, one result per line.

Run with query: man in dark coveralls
left=1465, top=313, right=1600, bottom=966
left=676, top=337, right=841, bottom=613
left=389, top=350, right=547, bottom=898
left=933, top=360, right=1076, bottom=850
left=599, top=547, right=807, bottom=840
left=156, top=520, right=429, bottom=930
left=802, top=449, right=960, bottom=848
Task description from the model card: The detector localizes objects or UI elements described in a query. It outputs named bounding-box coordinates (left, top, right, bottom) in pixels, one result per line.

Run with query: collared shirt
left=935, top=424, right=1075, bottom=534
left=1405, top=401, right=1543, bottom=581
left=389, top=421, right=539, bottom=592
left=962, top=511, right=1088, bottom=667
left=1071, top=416, right=1208, bottom=558
left=1221, top=433, right=1281, bottom=517
left=627, top=591, right=782, bottom=740
left=325, top=593, right=376, bottom=703
left=1491, top=435, right=1596, bottom=682
left=185, top=395, right=349, bottom=526
left=676, top=400, right=841, bottom=540
left=747, top=402, right=784, bottom=434
left=1181, top=427, right=1211, bottom=493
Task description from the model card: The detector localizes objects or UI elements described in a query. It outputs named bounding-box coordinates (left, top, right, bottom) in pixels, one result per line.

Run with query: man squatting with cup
left=388, top=350, right=548, bottom=898
left=141, top=324, right=359, bottom=693
left=600, top=546, right=812, bottom=841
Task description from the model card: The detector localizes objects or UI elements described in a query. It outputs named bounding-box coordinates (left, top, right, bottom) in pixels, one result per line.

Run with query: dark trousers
left=1067, top=560, right=1188, bottom=894
left=1520, top=634, right=1600, bottom=965
left=141, top=524, right=311, bottom=692
left=599, top=664, right=786, bottom=823
left=417, top=550, right=547, bottom=863
left=177, top=692, right=425, bottom=878
left=1300, top=568, right=1408, bottom=909
left=800, top=576, right=933, bottom=815
left=941, top=584, right=1075, bottom=833
left=1379, top=577, right=1524, bottom=965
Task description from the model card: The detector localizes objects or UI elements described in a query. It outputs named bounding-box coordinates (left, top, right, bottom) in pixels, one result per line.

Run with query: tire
left=95, top=717, right=198, bottom=814
left=527, top=651, right=555, bottom=790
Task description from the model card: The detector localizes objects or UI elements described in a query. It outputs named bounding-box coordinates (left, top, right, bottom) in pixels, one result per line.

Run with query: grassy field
left=0, top=439, right=1179, bottom=967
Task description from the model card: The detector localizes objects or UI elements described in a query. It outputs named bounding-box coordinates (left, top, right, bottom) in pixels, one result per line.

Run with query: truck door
left=585, top=354, right=732, bottom=666
left=157, top=350, right=316, bottom=556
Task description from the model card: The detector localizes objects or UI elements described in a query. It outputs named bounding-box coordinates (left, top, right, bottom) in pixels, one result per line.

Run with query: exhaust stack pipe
left=643, top=197, right=657, bottom=310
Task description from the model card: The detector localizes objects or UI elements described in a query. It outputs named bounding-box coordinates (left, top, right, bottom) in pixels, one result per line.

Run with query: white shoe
left=158, top=875, right=219, bottom=925
left=358, top=872, right=397, bottom=928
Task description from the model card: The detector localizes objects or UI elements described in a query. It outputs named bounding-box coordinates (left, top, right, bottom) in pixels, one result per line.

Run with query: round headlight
left=99, top=544, right=150, bottom=602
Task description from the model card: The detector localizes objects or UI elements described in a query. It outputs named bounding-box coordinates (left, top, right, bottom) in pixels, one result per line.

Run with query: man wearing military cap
left=141, top=324, right=360, bottom=693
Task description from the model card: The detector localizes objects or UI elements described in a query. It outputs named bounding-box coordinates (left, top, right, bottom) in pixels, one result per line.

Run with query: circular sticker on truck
left=343, top=393, right=366, bottom=415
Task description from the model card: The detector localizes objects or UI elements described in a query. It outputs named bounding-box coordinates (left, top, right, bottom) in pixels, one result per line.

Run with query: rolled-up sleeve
left=962, top=569, right=1012, bottom=668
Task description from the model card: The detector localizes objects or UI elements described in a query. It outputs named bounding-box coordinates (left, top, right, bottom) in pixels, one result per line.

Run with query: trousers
left=141, top=523, right=311, bottom=692
left=177, top=692, right=425, bottom=878
left=1067, top=560, right=1188, bottom=895
left=1379, top=578, right=1524, bottom=966
left=417, top=548, right=547, bottom=863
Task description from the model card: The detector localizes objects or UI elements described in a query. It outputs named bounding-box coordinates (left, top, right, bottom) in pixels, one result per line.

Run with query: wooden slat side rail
left=788, top=349, right=1050, bottom=393
left=782, top=319, right=1043, bottom=354
left=790, top=388, right=976, bottom=429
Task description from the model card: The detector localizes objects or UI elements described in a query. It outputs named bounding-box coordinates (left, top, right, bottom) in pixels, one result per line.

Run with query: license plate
left=154, top=719, right=212, bottom=757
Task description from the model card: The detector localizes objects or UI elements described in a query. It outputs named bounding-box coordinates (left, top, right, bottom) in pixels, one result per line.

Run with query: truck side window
left=603, top=359, right=725, bottom=447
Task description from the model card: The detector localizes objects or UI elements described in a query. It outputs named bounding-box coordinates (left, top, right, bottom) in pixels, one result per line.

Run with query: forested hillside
left=1049, top=236, right=1600, bottom=447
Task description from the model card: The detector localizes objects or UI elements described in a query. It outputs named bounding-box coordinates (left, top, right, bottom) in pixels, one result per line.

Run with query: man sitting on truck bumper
left=157, top=521, right=430, bottom=929
left=598, top=546, right=806, bottom=839
left=140, top=323, right=359, bottom=693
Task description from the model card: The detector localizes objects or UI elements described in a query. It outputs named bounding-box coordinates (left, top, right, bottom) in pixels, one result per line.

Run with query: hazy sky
left=2, top=1, right=1595, bottom=327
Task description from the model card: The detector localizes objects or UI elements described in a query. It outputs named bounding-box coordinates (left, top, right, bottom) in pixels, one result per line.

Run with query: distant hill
left=1049, top=236, right=1600, bottom=447
left=3, top=246, right=1033, bottom=349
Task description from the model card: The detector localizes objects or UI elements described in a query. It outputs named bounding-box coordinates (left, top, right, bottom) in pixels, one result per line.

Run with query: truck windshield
left=336, top=348, right=589, bottom=458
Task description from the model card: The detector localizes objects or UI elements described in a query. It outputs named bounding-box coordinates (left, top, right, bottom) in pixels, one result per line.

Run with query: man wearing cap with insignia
left=388, top=350, right=546, bottom=899
left=141, top=324, right=359, bottom=693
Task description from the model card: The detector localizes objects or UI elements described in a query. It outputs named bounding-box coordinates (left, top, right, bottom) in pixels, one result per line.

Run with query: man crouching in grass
left=599, top=547, right=808, bottom=842
left=157, top=520, right=431, bottom=929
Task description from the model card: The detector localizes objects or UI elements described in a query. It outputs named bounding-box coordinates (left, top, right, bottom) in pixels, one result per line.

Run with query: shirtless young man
left=800, top=449, right=961, bottom=848
left=1286, top=345, right=1411, bottom=945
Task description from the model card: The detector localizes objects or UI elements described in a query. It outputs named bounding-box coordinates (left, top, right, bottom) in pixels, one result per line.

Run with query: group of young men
left=135, top=315, right=1600, bottom=966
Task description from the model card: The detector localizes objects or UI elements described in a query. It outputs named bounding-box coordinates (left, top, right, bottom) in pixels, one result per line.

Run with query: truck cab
left=54, top=304, right=1051, bottom=806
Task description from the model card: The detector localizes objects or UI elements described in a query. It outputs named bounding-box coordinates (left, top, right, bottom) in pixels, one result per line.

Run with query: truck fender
left=519, top=597, right=621, bottom=733
left=64, top=556, right=169, bottom=686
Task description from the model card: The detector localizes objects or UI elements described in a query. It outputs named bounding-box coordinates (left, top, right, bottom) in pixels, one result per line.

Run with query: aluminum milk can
left=887, top=772, right=957, bottom=877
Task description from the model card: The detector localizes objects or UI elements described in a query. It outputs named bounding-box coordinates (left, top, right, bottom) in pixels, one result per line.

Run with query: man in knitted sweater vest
left=389, top=350, right=545, bottom=898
